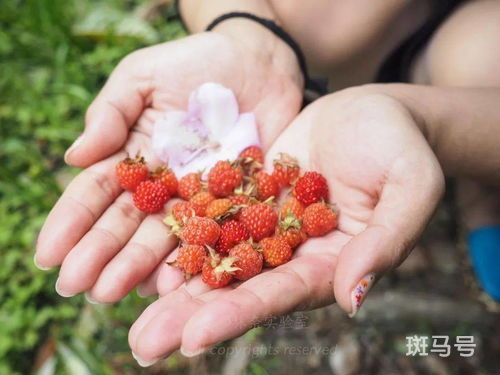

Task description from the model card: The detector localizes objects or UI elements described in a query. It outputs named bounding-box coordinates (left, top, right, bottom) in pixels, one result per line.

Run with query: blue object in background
left=468, top=226, right=500, bottom=301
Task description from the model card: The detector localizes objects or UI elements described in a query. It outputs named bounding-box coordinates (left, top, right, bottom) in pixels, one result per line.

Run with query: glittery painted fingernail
left=348, top=273, right=375, bottom=318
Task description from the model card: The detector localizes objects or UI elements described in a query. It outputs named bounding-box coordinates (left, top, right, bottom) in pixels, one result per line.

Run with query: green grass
left=0, top=1, right=184, bottom=373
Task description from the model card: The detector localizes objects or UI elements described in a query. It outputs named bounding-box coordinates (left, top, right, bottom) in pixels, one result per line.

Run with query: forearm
left=361, top=84, right=500, bottom=185
left=181, top=0, right=276, bottom=32
left=180, top=0, right=302, bottom=87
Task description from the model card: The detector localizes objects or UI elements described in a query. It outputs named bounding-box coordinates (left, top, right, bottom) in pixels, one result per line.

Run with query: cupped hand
left=128, top=90, right=445, bottom=364
left=34, top=32, right=303, bottom=302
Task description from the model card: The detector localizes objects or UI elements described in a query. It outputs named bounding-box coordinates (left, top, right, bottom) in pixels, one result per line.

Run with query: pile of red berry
left=115, top=146, right=338, bottom=288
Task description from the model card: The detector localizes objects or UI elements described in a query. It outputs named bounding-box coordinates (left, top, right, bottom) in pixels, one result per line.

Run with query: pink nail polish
left=348, top=273, right=375, bottom=318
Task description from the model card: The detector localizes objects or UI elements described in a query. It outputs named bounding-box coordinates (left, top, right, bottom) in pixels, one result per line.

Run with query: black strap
left=205, top=12, right=319, bottom=94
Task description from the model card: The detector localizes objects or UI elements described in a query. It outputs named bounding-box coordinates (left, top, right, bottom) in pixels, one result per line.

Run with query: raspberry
left=171, top=201, right=202, bottom=222
left=272, top=153, right=300, bottom=188
left=152, top=167, right=178, bottom=196
left=239, top=145, right=264, bottom=164
left=260, top=236, right=292, bottom=267
left=280, top=197, right=305, bottom=219
left=215, top=219, right=250, bottom=254
left=302, top=202, right=337, bottom=237
left=190, top=191, right=215, bottom=217
left=278, top=228, right=307, bottom=249
left=180, top=217, right=221, bottom=246
left=205, top=198, right=234, bottom=220
left=133, top=180, right=170, bottom=213
left=229, top=194, right=250, bottom=206
left=293, top=171, right=329, bottom=206
left=175, top=244, right=206, bottom=276
left=229, top=243, right=263, bottom=280
left=239, top=203, right=278, bottom=241
left=115, top=156, right=149, bottom=191
left=202, top=249, right=238, bottom=288
left=255, top=171, right=280, bottom=201
left=164, top=201, right=201, bottom=233
left=208, top=161, right=243, bottom=197
left=277, top=213, right=307, bottom=249
left=178, top=173, right=202, bottom=200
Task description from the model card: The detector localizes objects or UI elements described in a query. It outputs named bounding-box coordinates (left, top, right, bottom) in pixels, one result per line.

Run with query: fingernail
left=136, top=286, right=150, bottom=298
left=64, top=134, right=84, bottom=163
left=180, top=346, right=207, bottom=358
left=84, top=293, right=99, bottom=305
left=55, top=278, right=76, bottom=298
left=132, top=351, right=158, bottom=367
left=33, top=254, right=51, bottom=271
left=348, top=273, right=376, bottom=318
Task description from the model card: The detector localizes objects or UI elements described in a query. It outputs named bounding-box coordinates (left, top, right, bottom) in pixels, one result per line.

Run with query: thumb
left=65, top=54, right=150, bottom=168
left=334, top=157, right=445, bottom=317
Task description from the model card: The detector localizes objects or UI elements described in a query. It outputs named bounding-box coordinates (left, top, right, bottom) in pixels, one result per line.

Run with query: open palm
left=128, top=91, right=445, bottom=363
left=35, top=32, right=302, bottom=301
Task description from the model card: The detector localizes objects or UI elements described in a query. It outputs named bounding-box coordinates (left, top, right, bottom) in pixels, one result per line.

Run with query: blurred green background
left=0, top=1, right=184, bottom=373
left=1, top=1, right=499, bottom=374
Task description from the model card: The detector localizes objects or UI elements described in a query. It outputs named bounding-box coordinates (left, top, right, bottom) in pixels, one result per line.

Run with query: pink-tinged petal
left=188, top=83, right=239, bottom=140
left=152, top=111, right=203, bottom=166
left=219, top=113, right=260, bottom=155
left=172, top=150, right=219, bottom=178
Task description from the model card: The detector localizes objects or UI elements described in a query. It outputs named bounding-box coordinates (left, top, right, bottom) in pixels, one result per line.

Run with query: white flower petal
left=172, top=150, right=219, bottom=178
left=152, top=111, right=203, bottom=166
left=219, top=113, right=260, bottom=156
left=188, top=82, right=239, bottom=140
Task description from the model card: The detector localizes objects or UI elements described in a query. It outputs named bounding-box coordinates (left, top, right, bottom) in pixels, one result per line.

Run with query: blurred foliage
left=0, top=0, right=184, bottom=373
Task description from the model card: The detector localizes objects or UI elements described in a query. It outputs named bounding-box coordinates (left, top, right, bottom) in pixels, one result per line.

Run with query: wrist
left=211, top=18, right=304, bottom=90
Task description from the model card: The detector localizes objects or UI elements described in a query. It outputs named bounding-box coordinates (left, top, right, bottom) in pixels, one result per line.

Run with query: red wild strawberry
left=229, top=194, right=250, bottom=206
left=239, top=203, right=278, bottom=241
left=302, top=202, right=337, bottom=237
left=215, top=219, right=250, bottom=254
left=278, top=228, right=307, bottom=249
left=180, top=216, right=221, bottom=246
left=152, top=167, right=178, bottom=196
left=202, top=248, right=238, bottom=288
left=293, top=171, right=329, bottom=206
left=260, top=236, right=292, bottom=267
left=115, top=156, right=149, bottom=191
left=229, top=243, right=263, bottom=280
left=190, top=191, right=215, bottom=216
left=255, top=171, right=280, bottom=201
left=205, top=198, right=234, bottom=220
left=272, top=153, right=300, bottom=188
left=280, top=197, right=305, bottom=219
left=208, top=161, right=243, bottom=197
left=239, top=145, right=264, bottom=164
left=178, top=173, right=202, bottom=200
left=171, top=201, right=201, bottom=221
left=175, top=244, right=206, bottom=277
left=277, top=213, right=307, bottom=249
left=164, top=201, right=200, bottom=233
left=133, top=180, right=170, bottom=213
left=228, top=193, right=254, bottom=221
left=239, top=146, right=264, bottom=174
